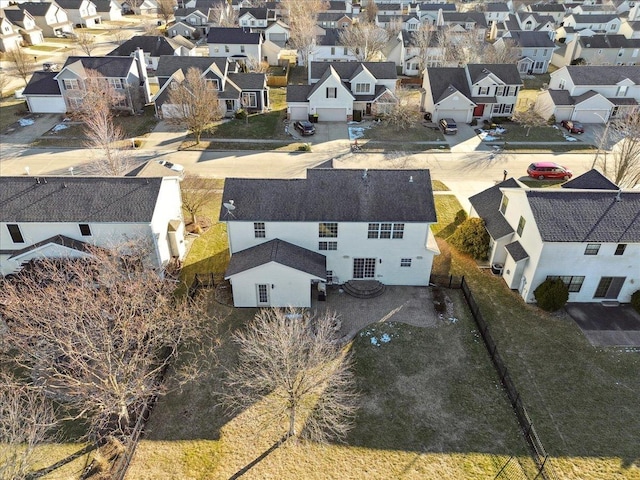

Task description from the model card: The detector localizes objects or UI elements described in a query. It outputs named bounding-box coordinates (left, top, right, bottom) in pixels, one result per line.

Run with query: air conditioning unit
left=491, top=263, right=504, bottom=275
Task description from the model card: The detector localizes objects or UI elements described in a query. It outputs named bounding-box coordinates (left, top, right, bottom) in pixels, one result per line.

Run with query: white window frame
left=355, top=83, right=370, bottom=94
left=242, top=92, right=257, bottom=108
left=63, top=78, right=79, bottom=90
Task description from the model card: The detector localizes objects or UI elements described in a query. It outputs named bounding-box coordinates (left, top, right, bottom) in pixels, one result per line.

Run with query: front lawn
left=363, top=122, right=444, bottom=142
left=0, top=99, right=27, bottom=131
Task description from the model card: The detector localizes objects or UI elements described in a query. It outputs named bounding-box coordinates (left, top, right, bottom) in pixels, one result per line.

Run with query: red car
left=527, top=162, right=573, bottom=180
left=560, top=120, right=584, bottom=134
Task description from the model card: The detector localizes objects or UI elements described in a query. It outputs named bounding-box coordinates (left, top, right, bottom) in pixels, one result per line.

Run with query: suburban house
left=438, top=11, right=488, bottom=41
left=552, top=34, right=640, bottom=67
left=307, top=28, right=361, bottom=64
left=287, top=61, right=398, bottom=122
left=619, top=18, right=640, bottom=39
left=421, top=63, right=523, bottom=122
left=317, top=12, right=353, bottom=29
left=468, top=171, right=639, bottom=304
left=23, top=51, right=150, bottom=113
left=93, top=0, right=121, bottom=21
left=0, top=176, right=187, bottom=277
left=2, top=7, right=43, bottom=47
left=171, top=7, right=208, bottom=38
left=152, top=55, right=269, bottom=118
left=56, top=0, right=101, bottom=28
left=526, top=3, right=566, bottom=25
left=535, top=65, right=640, bottom=122
left=108, top=35, right=196, bottom=70
left=562, top=13, right=622, bottom=35
left=207, top=27, right=263, bottom=64
left=385, top=30, right=444, bottom=76
left=418, top=3, right=456, bottom=26
left=12, top=1, right=73, bottom=37
left=494, top=30, right=557, bottom=74
left=238, top=7, right=275, bottom=29
left=483, top=2, right=511, bottom=29
left=220, top=167, right=440, bottom=308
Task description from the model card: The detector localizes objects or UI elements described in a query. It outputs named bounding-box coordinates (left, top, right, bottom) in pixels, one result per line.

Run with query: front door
left=594, top=277, right=626, bottom=299
left=365, top=103, right=372, bottom=115
left=473, top=104, right=485, bottom=117
left=256, top=284, right=270, bottom=306
left=353, top=258, right=376, bottom=279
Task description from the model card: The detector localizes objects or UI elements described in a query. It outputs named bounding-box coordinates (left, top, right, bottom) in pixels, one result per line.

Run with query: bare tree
left=157, top=0, right=177, bottom=24
left=224, top=308, right=358, bottom=442
left=111, top=28, right=129, bottom=45
left=0, top=244, right=212, bottom=446
left=0, top=374, right=59, bottom=480
left=484, top=39, right=521, bottom=64
left=5, top=48, right=36, bottom=86
left=360, top=0, right=377, bottom=24
left=384, top=17, right=403, bottom=38
left=596, top=108, right=640, bottom=188
left=281, top=0, right=328, bottom=66
left=142, top=20, right=161, bottom=35
left=166, top=67, right=222, bottom=144
left=181, top=173, right=218, bottom=225
left=76, top=31, right=96, bottom=56
left=339, top=24, right=388, bottom=61
left=437, top=27, right=484, bottom=66
left=511, top=105, right=547, bottom=137
left=383, top=88, right=421, bottom=131
left=209, top=2, right=238, bottom=26
left=413, top=23, right=438, bottom=71
left=0, top=70, right=11, bottom=96
left=246, top=56, right=269, bottom=72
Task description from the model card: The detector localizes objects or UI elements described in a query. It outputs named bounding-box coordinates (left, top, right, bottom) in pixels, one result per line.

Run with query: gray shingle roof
left=93, top=0, right=117, bottom=12
left=228, top=72, right=266, bottom=90
left=309, top=61, right=397, bottom=81
left=108, top=35, right=194, bottom=57
left=155, top=55, right=228, bottom=78
left=571, top=13, right=618, bottom=23
left=504, top=30, right=556, bottom=48
left=529, top=3, right=565, bottom=12
left=286, top=84, right=313, bottom=102
left=220, top=168, right=437, bottom=223
left=527, top=190, right=640, bottom=242
left=426, top=67, right=472, bottom=103
left=0, top=176, right=163, bottom=223
left=505, top=240, right=529, bottom=261
left=564, top=65, right=640, bottom=85
left=23, top=71, right=61, bottom=95
left=442, top=11, right=488, bottom=27
left=60, top=56, right=135, bottom=78
left=548, top=89, right=574, bottom=105
left=16, top=2, right=54, bottom=17
left=225, top=238, right=327, bottom=278
left=561, top=169, right=619, bottom=190
left=486, top=2, right=510, bottom=12
left=579, top=34, right=640, bottom=49
left=467, top=64, right=523, bottom=86
left=468, top=179, right=520, bottom=240
left=207, top=27, right=262, bottom=44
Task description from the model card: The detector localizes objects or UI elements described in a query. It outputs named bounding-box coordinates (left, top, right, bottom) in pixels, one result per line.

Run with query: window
left=355, top=83, right=370, bottom=93
left=495, top=86, right=506, bottom=96
left=108, top=78, right=124, bottom=89
left=559, top=79, right=566, bottom=90
left=343, top=47, right=348, bottom=55
left=207, top=79, right=220, bottom=90
left=63, top=79, right=79, bottom=90
left=326, top=87, right=337, bottom=98
left=242, top=92, right=257, bottom=107
left=516, top=216, right=525, bottom=236
left=319, top=241, right=338, bottom=250
left=492, top=103, right=513, bottom=115
left=257, top=284, right=269, bottom=304
left=67, top=97, right=83, bottom=109
left=400, top=258, right=412, bottom=267
left=318, top=222, right=338, bottom=238
left=534, top=61, right=544, bottom=70
left=368, top=223, right=404, bottom=239
left=615, top=244, right=627, bottom=255
left=584, top=243, right=600, bottom=255
left=547, top=275, right=585, bottom=293
left=254, top=222, right=265, bottom=238
left=240, top=45, right=245, bottom=53
left=7, top=224, right=24, bottom=243
left=617, top=85, right=628, bottom=96
left=478, top=86, right=490, bottom=95
left=326, top=270, right=334, bottom=284
left=225, top=45, right=229, bottom=53
left=331, top=47, right=335, bottom=55
left=353, top=258, right=376, bottom=278
left=500, top=195, right=508, bottom=214
left=79, top=223, right=91, bottom=236
left=594, top=277, right=613, bottom=298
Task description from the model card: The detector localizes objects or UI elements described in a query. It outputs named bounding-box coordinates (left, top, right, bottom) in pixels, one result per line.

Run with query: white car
left=156, top=160, right=185, bottom=175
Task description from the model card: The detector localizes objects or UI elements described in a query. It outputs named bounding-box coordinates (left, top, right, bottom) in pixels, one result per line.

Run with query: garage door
left=26, top=96, right=66, bottom=114
left=435, top=109, right=470, bottom=123
left=572, top=110, right=608, bottom=123
left=289, top=105, right=308, bottom=121
left=315, top=107, right=347, bottom=122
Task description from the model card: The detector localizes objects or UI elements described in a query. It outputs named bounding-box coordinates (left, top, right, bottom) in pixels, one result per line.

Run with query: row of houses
left=2, top=166, right=637, bottom=309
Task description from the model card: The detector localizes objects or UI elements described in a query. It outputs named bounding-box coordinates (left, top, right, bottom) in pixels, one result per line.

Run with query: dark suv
left=439, top=118, right=458, bottom=135
left=294, top=120, right=315, bottom=136
left=560, top=120, right=584, bottom=134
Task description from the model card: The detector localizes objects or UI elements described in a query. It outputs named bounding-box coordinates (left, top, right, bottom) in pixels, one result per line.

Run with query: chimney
left=134, top=47, right=151, bottom=104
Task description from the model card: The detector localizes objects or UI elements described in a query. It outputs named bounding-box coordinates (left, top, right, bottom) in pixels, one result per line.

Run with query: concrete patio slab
left=565, top=303, right=640, bottom=347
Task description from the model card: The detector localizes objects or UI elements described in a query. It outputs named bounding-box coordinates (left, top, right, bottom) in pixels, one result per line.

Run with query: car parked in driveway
left=294, top=120, right=315, bottom=136
left=527, top=162, right=573, bottom=180
left=439, top=118, right=457, bottom=135
left=560, top=120, right=584, bottom=134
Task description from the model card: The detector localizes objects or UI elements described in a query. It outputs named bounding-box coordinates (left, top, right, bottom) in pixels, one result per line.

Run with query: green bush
left=470, top=118, right=478, bottom=126
left=454, top=209, right=467, bottom=225
left=547, top=114, right=556, bottom=126
left=631, top=290, right=640, bottom=313
left=235, top=109, right=247, bottom=120
left=534, top=278, right=569, bottom=312
left=298, top=143, right=311, bottom=151
left=448, top=217, right=490, bottom=261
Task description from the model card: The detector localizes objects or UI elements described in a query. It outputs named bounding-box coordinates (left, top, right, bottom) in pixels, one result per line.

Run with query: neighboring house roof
left=579, top=34, right=640, bottom=49
left=486, top=2, right=510, bottom=12
left=469, top=178, right=520, bottom=240
left=426, top=67, right=473, bottom=103
left=561, top=169, right=619, bottom=190
left=108, top=35, right=195, bottom=57
left=505, top=30, right=556, bottom=47
left=526, top=190, right=640, bottom=242
left=467, top=64, right=523, bottom=86
left=155, top=55, right=228, bottom=77
left=547, top=89, right=575, bottom=105
left=93, top=0, right=118, bottom=12
left=570, top=13, right=619, bottom=23
left=529, top=3, right=565, bottom=12
left=23, top=71, right=61, bottom=95
left=420, top=3, right=456, bottom=11
left=220, top=168, right=437, bottom=223
left=442, top=11, right=488, bottom=27
left=207, top=27, right=262, bottom=44
left=225, top=238, right=327, bottom=278
left=0, top=176, right=164, bottom=223
left=317, top=12, right=352, bottom=22
left=228, top=72, right=265, bottom=89
left=174, top=7, right=205, bottom=17
left=563, top=65, right=640, bottom=85
left=59, top=56, right=136, bottom=78
left=239, top=7, right=268, bottom=19
left=315, top=27, right=344, bottom=46
left=310, top=61, right=397, bottom=80
left=286, top=84, right=313, bottom=102
left=16, top=2, right=55, bottom=17
left=8, top=234, right=92, bottom=259
left=505, top=240, right=529, bottom=261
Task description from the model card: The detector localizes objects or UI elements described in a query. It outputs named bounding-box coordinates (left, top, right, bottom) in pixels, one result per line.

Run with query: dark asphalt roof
left=562, top=169, right=619, bottom=190
left=23, top=71, right=61, bottom=95
left=505, top=240, right=529, bottom=261
left=225, top=239, right=326, bottom=278
left=0, top=176, right=163, bottom=223
left=310, top=61, right=397, bottom=80
left=3, top=8, right=30, bottom=24
left=467, top=64, right=523, bottom=86
left=442, top=11, right=488, bottom=27
left=468, top=178, right=520, bottom=240
left=93, top=0, right=118, bottom=12
left=527, top=190, right=640, bottom=242
left=16, top=2, right=53, bottom=16
left=486, top=2, right=510, bottom=11
left=505, top=30, right=556, bottom=48
left=60, top=56, right=135, bottom=78
left=220, top=168, right=437, bottom=223
left=206, top=27, right=262, bottom=44
left=108, top=35, right=194, bottom=57
left=227, top=72, right=266, bottom=90
left=426, top=67, right=472, bottom=103
left=155, top=55, right=228, bottom=77
left=564, top=65, right=640, bottom=85
left=529, top=3, right=565, bottom=12
left=419, top=3, right=455, bottom=11
left=548, top=89, right=574, bottom=105
left=570, top=13, right=618, bottom=23
left=286, top=84, right=313, bottom=102
left=579, top=34, right=640, bottom=49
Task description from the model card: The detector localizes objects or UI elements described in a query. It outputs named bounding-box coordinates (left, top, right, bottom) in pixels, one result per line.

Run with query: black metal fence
left=429, top=274, right=465, bottom=289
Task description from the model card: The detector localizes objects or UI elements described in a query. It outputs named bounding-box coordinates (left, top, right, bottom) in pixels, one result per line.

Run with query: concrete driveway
left=307, top=122, right=350, bottom=154
left=565, top=303, right=640, bottom=347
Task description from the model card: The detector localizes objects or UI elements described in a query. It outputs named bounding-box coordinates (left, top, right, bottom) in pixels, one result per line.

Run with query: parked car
left=156, top=160, right=185, bottom=176
left=560, top=120, right=584, bottom=134
left=294, top=120, right=315, bottom=136
left=439, top=118, right=457, bottom=135
left=527, top=162, right=573, bottom=180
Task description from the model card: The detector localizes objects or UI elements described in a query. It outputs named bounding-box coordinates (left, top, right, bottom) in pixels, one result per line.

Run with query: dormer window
left=207, top=79, right=220, bottom=90
left=355, top=83, right=370, bottom=94
left=559, top=79, right=566, bottom=90
left=478, top=86, right=490, bottom=95
left=63, top=79, right=79, bottom=90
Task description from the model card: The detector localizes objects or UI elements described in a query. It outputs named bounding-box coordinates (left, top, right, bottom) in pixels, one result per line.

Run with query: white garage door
left=572, top=110, right=609, bottom=123
left=289, top=105, right=308, bottom=121
left=26, top=96, right=66, bottom=114
left=315, top=107, right=347, bottom=122
left=435, top=109, right=470, bottom=123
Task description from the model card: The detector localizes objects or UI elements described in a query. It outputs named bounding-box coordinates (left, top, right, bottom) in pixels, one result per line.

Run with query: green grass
left=491, top=123, right=565, bottom=142
left=431, top=180, right=449, bottom=191
left=205, top=110, right=287, bottom=140
left=288, top=66, right=308, bottom=85
left=522, top=73, right=550, bottom=90
left=431, top=194, right=466, bottom=239
left=0, top=99, right=28, bottom=131
left=363, top=123, right=444, bottom=142
left=114, top=106, right=159, bottom=137
left=518, top=178, right=566, bottom=188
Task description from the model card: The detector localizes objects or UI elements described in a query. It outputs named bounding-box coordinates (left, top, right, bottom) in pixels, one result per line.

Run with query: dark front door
left=353, top=258, right=376, bottom=279
left=473, top=104, right=485, bottom=117
left=365, top=103, right=372, bottom=115
left=594, top=277, right=626, bottom=299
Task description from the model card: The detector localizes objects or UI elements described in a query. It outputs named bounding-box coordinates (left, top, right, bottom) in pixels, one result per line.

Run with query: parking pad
left=565, top=303, right=640, bottom=347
